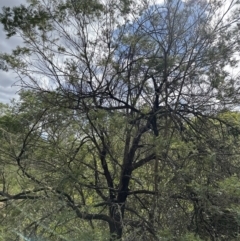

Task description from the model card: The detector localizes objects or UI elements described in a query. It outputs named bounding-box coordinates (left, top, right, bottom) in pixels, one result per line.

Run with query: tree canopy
left=1, top=0, right=240, bottom=240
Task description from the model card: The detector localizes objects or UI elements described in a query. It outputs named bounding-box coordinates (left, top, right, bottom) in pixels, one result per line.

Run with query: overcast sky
left=0, top=0, right=26, bottom=104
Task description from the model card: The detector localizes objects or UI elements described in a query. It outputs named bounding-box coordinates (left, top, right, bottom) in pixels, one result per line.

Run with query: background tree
left=1, top=0, right=240, bottom=240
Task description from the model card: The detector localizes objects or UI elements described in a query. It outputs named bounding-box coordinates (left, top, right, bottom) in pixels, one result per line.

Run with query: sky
left=0, top=0, right=237, bottom=104
left=0, top=0, right=26, bottom=104
left=0, top=0, right=162, bottom=104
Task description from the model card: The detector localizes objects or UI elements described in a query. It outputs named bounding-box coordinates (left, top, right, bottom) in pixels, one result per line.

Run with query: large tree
left=1, top=0, right=240, bottom=240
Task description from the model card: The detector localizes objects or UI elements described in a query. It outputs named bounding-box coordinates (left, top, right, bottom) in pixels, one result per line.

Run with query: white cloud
left=0, top=0, right=238, bottom=104
left=0, top=0, right=26, bottom=104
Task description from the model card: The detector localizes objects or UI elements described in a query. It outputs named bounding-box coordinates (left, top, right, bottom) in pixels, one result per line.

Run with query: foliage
left=1, top=0, right=240, bottom=240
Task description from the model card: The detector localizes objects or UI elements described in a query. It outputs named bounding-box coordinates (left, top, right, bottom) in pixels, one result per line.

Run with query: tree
left=1, top=0, right=240, bottom=240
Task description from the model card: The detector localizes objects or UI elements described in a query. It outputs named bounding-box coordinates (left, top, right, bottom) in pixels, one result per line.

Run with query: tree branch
left=132, top=153, right=156, bottom=170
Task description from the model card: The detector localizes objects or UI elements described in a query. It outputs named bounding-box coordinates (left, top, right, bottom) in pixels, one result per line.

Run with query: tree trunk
left=109, top=203, right=125, bottom=241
